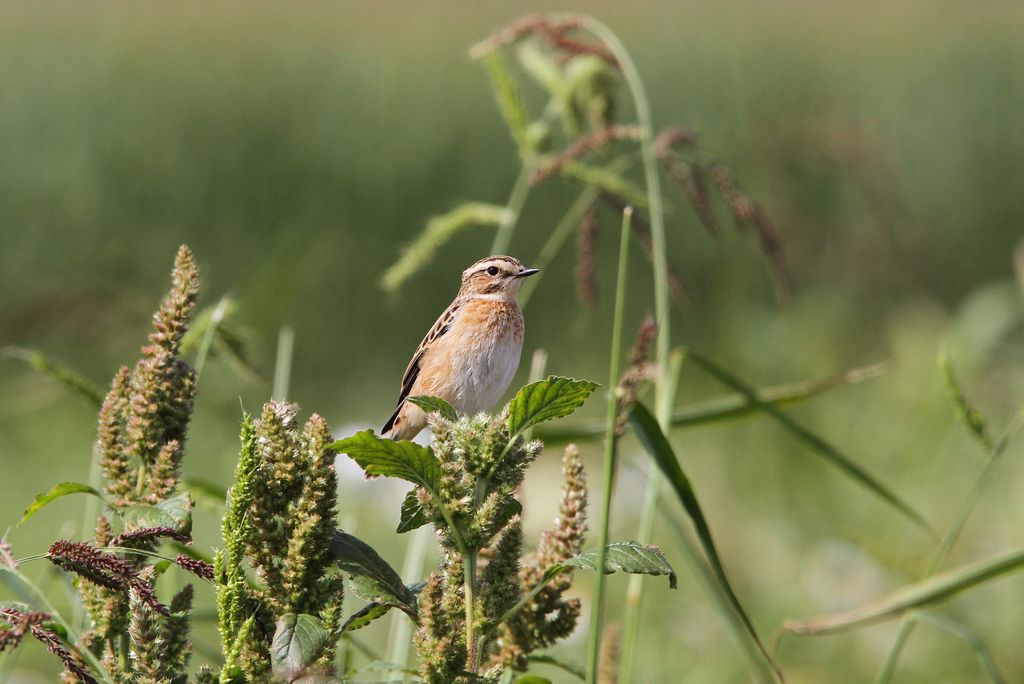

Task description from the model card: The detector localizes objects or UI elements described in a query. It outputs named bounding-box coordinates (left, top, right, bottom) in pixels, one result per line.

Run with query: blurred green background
left=2, top=1, right=1023, bottom=681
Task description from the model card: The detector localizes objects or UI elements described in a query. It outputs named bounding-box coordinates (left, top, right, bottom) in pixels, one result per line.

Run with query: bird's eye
left=486, top=266, right=499, bottom=276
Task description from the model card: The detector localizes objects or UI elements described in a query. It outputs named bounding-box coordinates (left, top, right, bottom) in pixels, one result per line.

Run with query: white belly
left=450, top=328, right=523, bottom=415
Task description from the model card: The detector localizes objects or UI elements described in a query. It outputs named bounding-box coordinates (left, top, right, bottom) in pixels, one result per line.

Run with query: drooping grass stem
left=586, top=206, right=632, bottom=683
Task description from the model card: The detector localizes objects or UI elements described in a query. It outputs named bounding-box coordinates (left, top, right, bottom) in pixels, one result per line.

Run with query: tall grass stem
left=586, top=206, right=631, bottom=682
left=568, top=15, right=673, bottom=682
left=272, top=325, right=295, bottom=402
left=193, top=296, right=231, bottom=382
left=385, top=525, right=431, bottom=681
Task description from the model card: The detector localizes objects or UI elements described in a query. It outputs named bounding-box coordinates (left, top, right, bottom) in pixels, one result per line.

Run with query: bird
left=382, top=255, right=539, bottom=441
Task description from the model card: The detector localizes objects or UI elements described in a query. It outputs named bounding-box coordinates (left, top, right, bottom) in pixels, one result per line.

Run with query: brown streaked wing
left=382, top=299, right=461, bottom=434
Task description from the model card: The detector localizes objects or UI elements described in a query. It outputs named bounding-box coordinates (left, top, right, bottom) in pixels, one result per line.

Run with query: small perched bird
left=382, top=255, right=539, bottom=441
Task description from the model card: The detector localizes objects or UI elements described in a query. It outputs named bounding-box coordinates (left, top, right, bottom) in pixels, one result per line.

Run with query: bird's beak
left=513, top=268, right=540, bottom=278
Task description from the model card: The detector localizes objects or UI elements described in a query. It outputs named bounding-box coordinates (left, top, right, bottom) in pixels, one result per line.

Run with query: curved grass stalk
left=586, top=207, right=631, bottom=683
left=557, top=14, right=677, bottom=683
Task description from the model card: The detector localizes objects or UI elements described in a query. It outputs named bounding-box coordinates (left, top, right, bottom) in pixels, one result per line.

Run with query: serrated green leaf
left=406, top=395, right=457, bottom=421
left=507, top=376, right=599, bottom=436
left=330, top=530, right=417, bottom=617
left=562, top=541, right=677, bottom=588
left=397, top=488, right=429, bottom=534
left=330, top=430, right=440, bottom=491
left=20, top=482, right=105, bottom=525
left=631, top=401, right=781, bottom=678
left=272, top=613, right=328, bottom=682
left=118, top=492, right=193, bottom=536
left=341, top=601, right=393, bottom=633
left=342, top=581, right=426, bottom=634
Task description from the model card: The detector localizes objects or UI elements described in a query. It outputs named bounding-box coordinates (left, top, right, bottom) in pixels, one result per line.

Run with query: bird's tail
left=381, top=402, right=403, bottom=439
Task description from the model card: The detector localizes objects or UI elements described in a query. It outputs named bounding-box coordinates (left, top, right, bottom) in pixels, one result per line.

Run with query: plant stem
left=587, top=207, right=631, bottom=683
left=432, top=498, right=478, bottom=674
left=272, top=325, right=294, bottom=402
left=619, top=351, right=684, bottom=682
left=465, top=550, right=479, bottom=671
left=567, top=15, right=673, bottom=683
left=386, top=525, right=431, bottom=682
left=193, top=295, right=230, bottom=382
left=490, top=163, right=534, bottom=255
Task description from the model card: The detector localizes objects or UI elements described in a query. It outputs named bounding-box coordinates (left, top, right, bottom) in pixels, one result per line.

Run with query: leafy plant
left=331, top=377, right=674, bottom=683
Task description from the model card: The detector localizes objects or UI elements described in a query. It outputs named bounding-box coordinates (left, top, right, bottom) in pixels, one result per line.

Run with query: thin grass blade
left=684, top=349, right=931, bottom=533
left=538, top=363, right=885, bottom=442
left=630, top=401, right=783, bottom=680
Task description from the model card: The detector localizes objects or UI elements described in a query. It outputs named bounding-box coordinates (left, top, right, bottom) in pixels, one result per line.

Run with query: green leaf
left=684, top=349, right=932, bottom=534
left=330, top=530, right=417, bottom=617
left=514, top=677, right=553, bottom=684
left=396, top=488, right=429, bottom=534
left=271, top=613, right=328, bottom=682
left=118, top=492, right=193, bottom=536
left=784, top=547, right=1024, bottom=636
left=406, top=395, right=457, bottom=421
left=507, top=376, right=599, bottom=436
left=330, top=430, right=440, bottom=491
left=631, top=401, right=781, bottom=678
left=562, top=541, right=677, bottom=588
left=20, top=482, right=105, bottom=525
left=341, top=602, right=393, bottom=634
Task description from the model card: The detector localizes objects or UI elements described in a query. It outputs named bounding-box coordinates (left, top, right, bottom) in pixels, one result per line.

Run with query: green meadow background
left=1, top=1, right=1023, bottom=681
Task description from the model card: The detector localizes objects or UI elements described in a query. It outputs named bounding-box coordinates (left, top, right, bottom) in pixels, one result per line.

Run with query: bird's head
left=459, top=255, right=539, bottom=300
